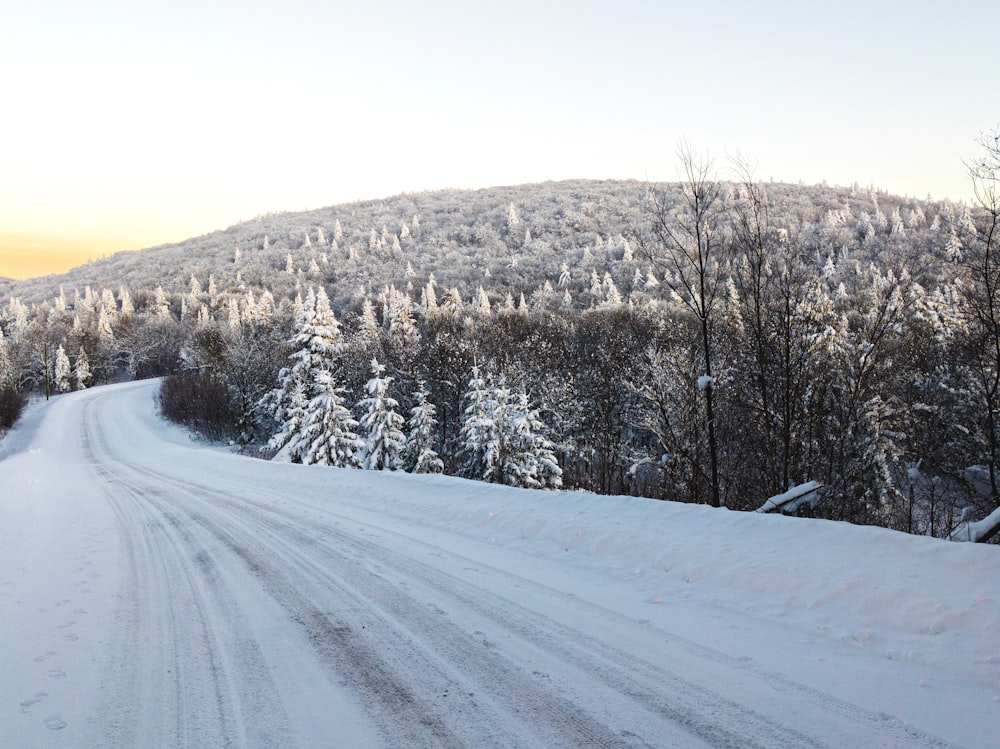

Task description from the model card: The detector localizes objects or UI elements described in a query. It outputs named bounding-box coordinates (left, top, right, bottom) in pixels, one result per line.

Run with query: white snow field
left=1, top=381, right=998, bottom=748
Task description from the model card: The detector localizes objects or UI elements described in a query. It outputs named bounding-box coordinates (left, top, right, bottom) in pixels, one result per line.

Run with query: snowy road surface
left=1, top=382, right=998, bottom=748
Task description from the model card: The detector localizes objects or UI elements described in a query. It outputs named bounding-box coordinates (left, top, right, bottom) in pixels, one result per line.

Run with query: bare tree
left=632, top=145, right=731, bottom=507
left=957, top=126, right=1000, bottom=538
left=728, top=162, right=815, bottom=503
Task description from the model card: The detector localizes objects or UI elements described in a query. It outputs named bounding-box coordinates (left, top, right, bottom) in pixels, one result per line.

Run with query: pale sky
left=1, top=0, right=996, bottom=278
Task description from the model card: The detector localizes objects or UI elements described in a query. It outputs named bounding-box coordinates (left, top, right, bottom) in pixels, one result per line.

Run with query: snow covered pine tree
left=358, top=358, right=405, bottom=470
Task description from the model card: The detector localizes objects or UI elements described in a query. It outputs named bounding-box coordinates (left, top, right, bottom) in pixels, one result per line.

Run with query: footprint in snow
left=19, top=692, right=48, bottom=712
left=43, top=716, right=68, bottom=731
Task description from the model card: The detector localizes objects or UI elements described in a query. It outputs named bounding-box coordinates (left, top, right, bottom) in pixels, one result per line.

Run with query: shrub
left=159, top=371, right=240, bottom=442
left=0, top=386, right=27, bottom=430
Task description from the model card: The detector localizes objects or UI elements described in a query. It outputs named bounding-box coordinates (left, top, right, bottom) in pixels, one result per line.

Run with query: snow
left=951, top=503, right=1000, bottom=543
left=697, top=374, right=713, bottom=390
left=954, top=466, right=1000, bottom=542
left=755, top=480, right=823, bottom=513
left=1, top=380, right=998, bottom=747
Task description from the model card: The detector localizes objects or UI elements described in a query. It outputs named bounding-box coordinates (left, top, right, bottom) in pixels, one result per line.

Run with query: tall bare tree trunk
left=632, top=144, right=729, bottom=508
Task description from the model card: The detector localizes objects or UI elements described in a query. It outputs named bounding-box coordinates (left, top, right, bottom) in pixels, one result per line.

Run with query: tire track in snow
left=102, top=447, right=956, bottom=749
left=80, top=385, right=964, bottom=749
left=173, top=482, right=961, bottom=749
left=97, top=439, right=636, bottom=747
left=80, top=397, right=295, bottom=749
left=82, top=392, right=472, bottom=748
left=84, top=391, right=687, bottom=747
left=305, top=517, right=962, bottom=749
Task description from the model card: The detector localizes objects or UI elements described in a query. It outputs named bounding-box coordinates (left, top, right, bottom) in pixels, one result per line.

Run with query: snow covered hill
left=1, top=381, right=997, bottom=748
left=1, top=179, right=946, bottom=309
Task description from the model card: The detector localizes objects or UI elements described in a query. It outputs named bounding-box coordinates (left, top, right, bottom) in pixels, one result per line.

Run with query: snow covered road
left=1, top=381, right=998, bottom=747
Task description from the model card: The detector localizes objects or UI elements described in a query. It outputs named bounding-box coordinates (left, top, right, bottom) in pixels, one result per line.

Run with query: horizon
left=2, top=0, right=995, bottom=280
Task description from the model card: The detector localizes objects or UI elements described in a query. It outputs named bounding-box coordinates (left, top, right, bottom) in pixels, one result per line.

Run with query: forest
left=2, top=133, right=998, bottom=542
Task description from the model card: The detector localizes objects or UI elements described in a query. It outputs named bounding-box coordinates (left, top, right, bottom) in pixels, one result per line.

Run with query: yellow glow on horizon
left=0, top=232, right=143, bottom=280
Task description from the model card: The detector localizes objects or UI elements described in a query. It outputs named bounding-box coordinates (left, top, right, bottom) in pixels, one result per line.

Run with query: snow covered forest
left=3, top=135, right=1000, bottom=541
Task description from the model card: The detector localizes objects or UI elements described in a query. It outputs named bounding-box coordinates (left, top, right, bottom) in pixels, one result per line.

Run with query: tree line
left=3, top=133, right=999, bottom=541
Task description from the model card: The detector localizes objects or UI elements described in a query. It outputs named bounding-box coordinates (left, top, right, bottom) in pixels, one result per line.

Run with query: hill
left=0, top=178, right=957, bottom=309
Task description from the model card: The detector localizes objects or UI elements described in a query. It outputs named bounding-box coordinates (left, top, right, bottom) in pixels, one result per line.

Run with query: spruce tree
left=403, top=383, right=444, bottom=473
left=300, top=371, right=363, bottom=467
left=263, top=287, right=345, bottom=459
left=0, top=328, right=13, bottom=388
left=74, top=347, right=91, bottom=390
left=359, top=358, right=405, bottom=470
left=459, top=369, right=561, bottom=489
left=459, top=366, right=506, bottom=483
left=267, top=381, right=310, bottom=462
left=54, top=345, right=72, bottom=393
left=504, top=392, right=563, bottom=489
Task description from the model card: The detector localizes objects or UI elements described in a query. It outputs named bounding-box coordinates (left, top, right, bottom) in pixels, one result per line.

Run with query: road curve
left=6, top=382, right=966, bottom=748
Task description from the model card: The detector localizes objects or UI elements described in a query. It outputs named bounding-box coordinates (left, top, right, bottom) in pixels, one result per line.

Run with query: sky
left=1, top=0, right=996, bottom=279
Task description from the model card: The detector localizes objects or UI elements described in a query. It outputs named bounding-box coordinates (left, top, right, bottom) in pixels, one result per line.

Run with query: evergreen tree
left=424, top=276, right=439, bottom=316
left=300, top=370, right=363, bottom=467
left=258, top=290, right=275, bottom=318
left=227, top=297, right=242, bottom=331
left=263, top=287, right=344, bottom=459
left=152, top=286, right=172, bottom=321
left=74, top=347, right=91, bottom=390
left=0, top=327, right=13, bottom=388
left=476, top=286, right=492, bottom=316
left=381, top=286, right=419, bottom=350
left=602, top=273, right=623, bottom=308
left=504, top=392, right=563, bottom=489
left=459, top=365, right=504, bottom=482
left=118, top=286, right=135, bottom=317
left=621, top=235, right=634, bottom=262
left=54, top=344, right=72, bottom=393
left=97, top=295, right=115, bottom=342
left=241, top=290, right=260, bottom=325
left=296, top=287, right=343, bottom=372
left=442, top=287, right=464, bottom=316
left=403, top=383, right=443, bottom=473
left=459, top=368, right=561, bottom=488
left=359, top=358, right=405, bottom=470
left=358, top=298, right=381, bottom=348
left=267, top=380, right=310, bottom=462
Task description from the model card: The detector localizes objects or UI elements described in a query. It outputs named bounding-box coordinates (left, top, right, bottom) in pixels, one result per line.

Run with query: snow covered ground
left=1, top=380, right=997, bottom=748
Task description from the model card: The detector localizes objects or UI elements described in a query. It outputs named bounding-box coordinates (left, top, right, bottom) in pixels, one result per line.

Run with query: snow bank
left=230, top=456, right=1000, bottom=705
